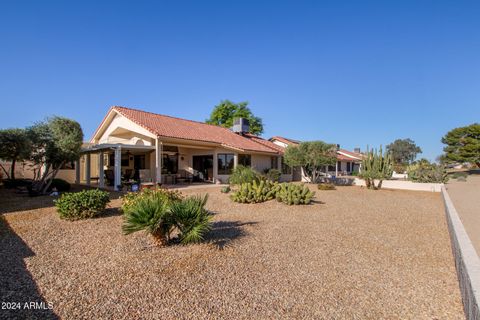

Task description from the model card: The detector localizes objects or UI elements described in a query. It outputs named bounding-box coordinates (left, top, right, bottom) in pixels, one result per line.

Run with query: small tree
left=206, top=100, right=264, bottom=135
left=0, top=128, right=32, bottom=180
left=28, top=117, right=83, bottom=194
left=442, top=123, right=480, bottom=167
left=283, top=141, right=337, bottom=183
left=358, top=146, right=393, bottom=190
left=386, top=138, right=422, bottom=172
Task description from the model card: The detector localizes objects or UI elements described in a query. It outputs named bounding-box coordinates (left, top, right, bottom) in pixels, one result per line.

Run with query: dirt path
left=446, top=174, right=480, bottom=255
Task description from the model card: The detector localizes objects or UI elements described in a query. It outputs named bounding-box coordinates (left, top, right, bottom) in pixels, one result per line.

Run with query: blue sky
left=1, top=1, right=479, bottom=160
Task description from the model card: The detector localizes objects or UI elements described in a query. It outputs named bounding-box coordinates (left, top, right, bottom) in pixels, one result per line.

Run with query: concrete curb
left=442, top=186, right=480, bottom=320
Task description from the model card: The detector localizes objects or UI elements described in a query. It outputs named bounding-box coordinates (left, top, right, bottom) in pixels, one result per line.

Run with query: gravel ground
left=0, top=185, right=464, bottom=319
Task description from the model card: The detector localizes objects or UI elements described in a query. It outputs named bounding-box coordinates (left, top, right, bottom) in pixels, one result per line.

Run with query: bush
left=122, top=194, right=212, bottom=245
left=449, top=171, right=468, bottom=181
left=220, top=186, right=231, bottom=193
left=121, top=188, right=183, bottom=214
left=230, top=180, right=279, bottom=203
left=122, top=195, right=173, bottom=244
left=407, top=160, right=448, bottom=183
left=55, top=189, right=110, bottom=220
left=276, top=183, right=315, bottom=205
left=170, top=195, right=212, bottom=244
left=262, top=168, right=281, bottom=182
left=228, top=165, right=260, bottom=185
left=49, top=178, right=71, bottom=192
left=317, top=183, right=336, bottom=190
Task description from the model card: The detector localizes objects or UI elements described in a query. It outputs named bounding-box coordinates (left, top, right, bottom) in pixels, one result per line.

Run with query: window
left=218, top=153, right=234, bottom=175
left=346, top=162, right=351, bottom=172
left=271, top=156, right=278, bottom=170
left=238, top=154, right=251, bottom=167
left=281, top=157, right=291, bottom=174
left=162, top=154, right=178, bottom=174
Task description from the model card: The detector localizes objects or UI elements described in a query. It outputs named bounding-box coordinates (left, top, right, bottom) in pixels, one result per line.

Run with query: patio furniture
left=105, top=170, right=114, bottom=186
left=139, top=169, right=152, bottom=183
left=176, top=170, right=193, bottom=184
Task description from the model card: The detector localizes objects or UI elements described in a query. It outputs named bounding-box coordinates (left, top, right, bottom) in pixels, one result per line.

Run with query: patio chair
left=105, top=170, right=114, bottom=186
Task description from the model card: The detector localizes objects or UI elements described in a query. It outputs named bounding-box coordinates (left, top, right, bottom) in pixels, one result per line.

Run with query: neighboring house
left=269, top=136, right=363, bottom=180
left=78, top=106, right=293, bottom=190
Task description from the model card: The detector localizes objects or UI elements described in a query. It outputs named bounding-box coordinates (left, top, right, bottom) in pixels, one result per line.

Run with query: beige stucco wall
left=97, top=114, right=155, bottom=145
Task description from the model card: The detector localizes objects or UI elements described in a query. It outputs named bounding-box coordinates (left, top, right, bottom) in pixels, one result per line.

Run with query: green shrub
left=170, top=195, right=212, bottom=244
left=317, top=183, right=336, bottom=190
left=49, top=178, right=71, bottom=192
left=449, top=171, right=468, bottom=181
left=121, top=188, right=183, bottom=214
left=262, top=168, right=281, bottom=182
left=228, top=165, right=260, bottom=185
left=276, top=183, right=315, bottom=205
left=122, top=196, right=173, bottom=244
left=122, top=194, right=212, bottom=245
left=220, top=186, right=231, bottom=193
left=407, top=160, right=448, bottom=183
left=230, top=180, right=278, bottom=203
left=55, top=189, right=110, bottom=220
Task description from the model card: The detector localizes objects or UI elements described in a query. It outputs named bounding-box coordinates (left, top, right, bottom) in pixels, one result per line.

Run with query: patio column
left=213, top=149, right=218, bottom=183
left=335, top=161, right=338, bottom=177
left=233, top=153, right=238, bottom=168
left=114, top=146, right=122, bottom=191
left=98, top=151, right=104, bottom=188
left=85, top=153, right=91, bottom=186
left=75, top=159, right=80, bottom=184
left=277, top=156, right=282, bottom=171
left=155, top=138, right=162, bottom=184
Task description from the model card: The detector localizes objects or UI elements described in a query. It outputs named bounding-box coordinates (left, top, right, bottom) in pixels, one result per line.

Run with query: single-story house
left=269, top=136, right=363, bottom=178
left=76, top=106, right=293, bottom=190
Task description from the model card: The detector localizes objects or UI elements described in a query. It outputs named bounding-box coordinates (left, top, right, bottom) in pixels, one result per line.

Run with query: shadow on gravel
left=206, top=221, right=257, bottom=250
left=0, top=216, right=59, bottom=319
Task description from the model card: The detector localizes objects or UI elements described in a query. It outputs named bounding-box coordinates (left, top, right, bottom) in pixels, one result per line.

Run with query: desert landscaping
left=0, top=185, right=464, bottom=319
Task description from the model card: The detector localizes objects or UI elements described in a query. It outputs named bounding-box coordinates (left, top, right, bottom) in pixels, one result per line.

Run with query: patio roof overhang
left=80, top=143, right=156, bottom=154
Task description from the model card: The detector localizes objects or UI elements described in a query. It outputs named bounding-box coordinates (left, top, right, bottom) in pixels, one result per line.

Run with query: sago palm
left=170, top=194, right=212, bottom=244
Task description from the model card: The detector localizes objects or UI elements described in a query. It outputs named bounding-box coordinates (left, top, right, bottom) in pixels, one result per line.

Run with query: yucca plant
left=170, top=195, right=212, bottom=244
left=122, top=196, right=173, bottom=245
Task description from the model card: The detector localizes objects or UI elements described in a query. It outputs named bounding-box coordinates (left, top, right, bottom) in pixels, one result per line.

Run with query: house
left=269, top=136, right=363, bottom=179
left=76, top=106, right=293, bottom=190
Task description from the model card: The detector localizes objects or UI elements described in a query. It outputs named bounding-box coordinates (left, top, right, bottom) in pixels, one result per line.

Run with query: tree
left=28, top=117, right=83, bottom=194
left=442, top=123, right=480, bottom=167
left=386, top=138, right=422, bottom=167
left=0, top=128, right=32, bottom=180
left=358, top=146, right=393, bottom=190
left=283, top=141, right=337, bottom=183
left=206, top=100, right=264, bottom=135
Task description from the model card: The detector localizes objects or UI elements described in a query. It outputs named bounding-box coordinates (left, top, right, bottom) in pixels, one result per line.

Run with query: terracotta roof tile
left=112, top=106, right=280, bottom=154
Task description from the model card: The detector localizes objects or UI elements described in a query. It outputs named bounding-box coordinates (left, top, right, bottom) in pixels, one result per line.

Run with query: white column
left=98, top=151, right=104, bottom=188
left=335, top=161, right=338, bottom=177
left=277, top=156, right=282, bottom=171
left=213, top=149, right=218, bottom=183
left=85, top=153, right=91, bottom=186
left=233, top=153, right=238, bottom=168
left=114, top=147, right=122, bottom=191
left=75, top=159, right=80, bottom=184
left=155, top=138, right=162, bottom=185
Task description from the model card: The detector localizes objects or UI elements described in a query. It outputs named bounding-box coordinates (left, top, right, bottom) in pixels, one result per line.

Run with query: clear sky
left=1, top=1, right=479, bottom=160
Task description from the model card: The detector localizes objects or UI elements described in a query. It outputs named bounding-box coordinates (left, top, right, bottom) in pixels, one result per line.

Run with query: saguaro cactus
left=359, top=146, right=393, bottom=190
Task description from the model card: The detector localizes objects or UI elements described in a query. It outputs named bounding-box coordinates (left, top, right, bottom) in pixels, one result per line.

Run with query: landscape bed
left=0, top=185, right=464, bottom=319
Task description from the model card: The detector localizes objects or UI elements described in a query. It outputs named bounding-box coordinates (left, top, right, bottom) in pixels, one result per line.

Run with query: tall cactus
left=359, top=145, right=393, bottom=190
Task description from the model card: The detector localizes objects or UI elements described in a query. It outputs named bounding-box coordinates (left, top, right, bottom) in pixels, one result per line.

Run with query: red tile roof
left=338, top=149, right=363, bottom=161
left=110, top=106, right=281, bottom=154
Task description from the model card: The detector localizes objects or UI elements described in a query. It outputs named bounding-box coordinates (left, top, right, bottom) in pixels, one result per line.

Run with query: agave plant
left=170, top=195, right=212, bottom=244
left=122, top=196, right=173, bottom=245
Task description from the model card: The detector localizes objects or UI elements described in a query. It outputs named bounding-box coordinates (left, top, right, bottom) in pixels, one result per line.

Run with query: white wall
left=353, top=178, right=443, bottom=192
left=97, top=114, right=155, bottom=145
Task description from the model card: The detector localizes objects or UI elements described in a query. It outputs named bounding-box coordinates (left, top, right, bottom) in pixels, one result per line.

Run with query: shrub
left=170, top=195, right=212, bottom=244
left=55, top=189, right=110, bottom=220
left=121, top=188, right=183, bottom=214
left=230, top=180, right=278, bottom=203
left=122, top=196, right=173, bottom=245
left=262, top=168, right=281, bottom=182
left=407, top=160, right=448, bottom=183
left=449, top=171, right=468, bottom=181
left=276, top=183, right=315, bottom=205
left=49, top=178, right=71, bottom=192
left=228, top=165, right=260, bottom=185
left=317, top=183, right=336, bottom=190
left=220, top=186, right=231, bottom=193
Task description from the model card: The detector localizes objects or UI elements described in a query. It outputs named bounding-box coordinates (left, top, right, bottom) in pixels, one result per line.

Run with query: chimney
left=232, top=118, right=250, bottom=134
left=354, top=147, right=361, bottom=153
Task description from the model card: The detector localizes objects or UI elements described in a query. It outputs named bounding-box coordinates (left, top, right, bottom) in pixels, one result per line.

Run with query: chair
left=139, top=169, right=152, bottom=183
left=105, top=170, right=114, bottom=186
left=124, top=169, right=134, bottom=181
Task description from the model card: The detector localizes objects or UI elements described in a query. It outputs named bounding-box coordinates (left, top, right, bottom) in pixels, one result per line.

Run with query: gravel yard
left=0, top=185, right=464, bottom=319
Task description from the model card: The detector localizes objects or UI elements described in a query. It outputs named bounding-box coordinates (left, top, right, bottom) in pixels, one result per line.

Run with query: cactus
left=275, top=183, right=315, bottom=205
left=230, top=180, right=279, bottom=203
left=358, top=146, right=393, bottom=190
